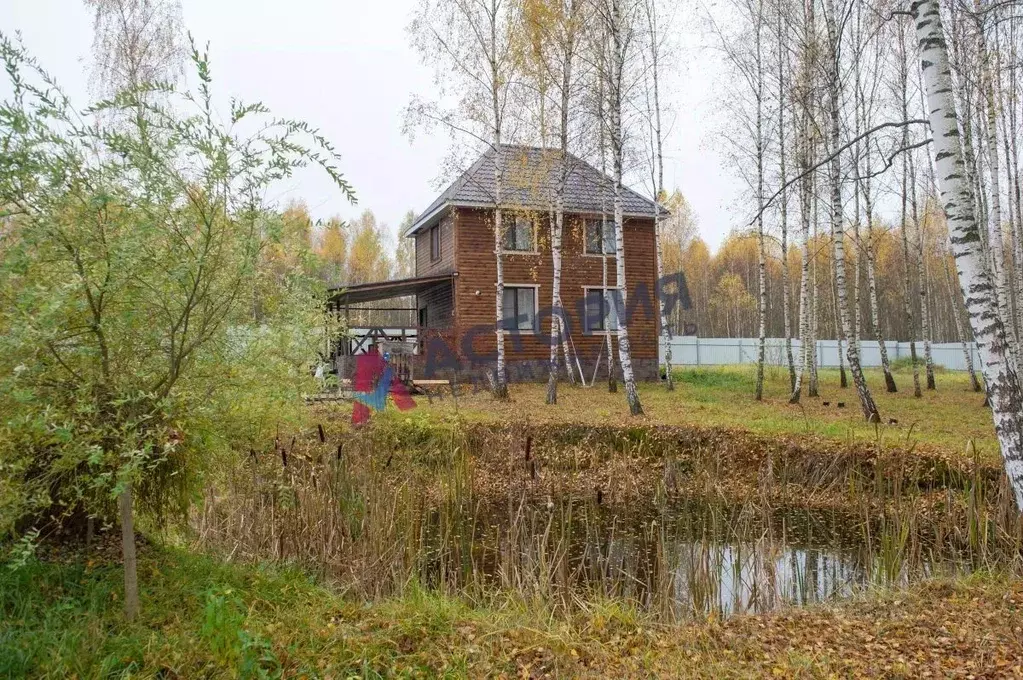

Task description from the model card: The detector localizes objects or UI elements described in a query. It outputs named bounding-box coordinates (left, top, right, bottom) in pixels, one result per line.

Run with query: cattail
left=384, top=452, right=394, bottom=468
left=524, top=435, right=532, bottom=461
left=281, top=448, right=288, bottom=467
left=336, top=443, right=343, bottom=461
left=317, top=424, right=325, bottom=443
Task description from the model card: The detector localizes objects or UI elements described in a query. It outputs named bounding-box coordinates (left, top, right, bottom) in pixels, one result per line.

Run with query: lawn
left=408, top=365, right=998, bottom=459
left=3, top=543, right=1022, bottom=678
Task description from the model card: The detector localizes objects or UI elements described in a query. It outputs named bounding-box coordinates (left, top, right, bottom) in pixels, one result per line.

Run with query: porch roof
left=326, top=272, right=455, bottom=306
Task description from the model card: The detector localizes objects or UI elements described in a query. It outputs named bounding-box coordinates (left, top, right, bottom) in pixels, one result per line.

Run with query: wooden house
left=327, top=144, right=669, bottom=384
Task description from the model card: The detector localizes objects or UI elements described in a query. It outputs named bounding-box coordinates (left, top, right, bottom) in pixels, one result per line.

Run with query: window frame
left=582, top=218, right=617, bottom=257
left=502, top=213, right=538, bottom=254
left=500, top=283, right=540, bottom=334
left=429, top=225, right=440, bottom=262
left=582, top=286, right=621, bottom=334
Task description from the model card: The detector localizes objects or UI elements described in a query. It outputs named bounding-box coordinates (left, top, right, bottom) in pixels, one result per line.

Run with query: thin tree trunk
left=790, top=9, right=813, bottom=403
left=597, top=48, right=617, bottom=394
left=490, top=2, right=508, bottom=400
left=826, top=0, right=877, bottom=421
left=977, top=4, right=1017, bottom=373
left=646, top=0, right=673, bottom=391
left=609, top=0, right=642, bottom=415
left=547, top=4, right=578, bottom=405
left=832, top=272, right=848, bottom=388
left=912, top=0, right=1023, bottom=508
left=900, top=26, right=923, bottom=398
left=860, top=108, right=897, bottom=390
left=753, top=0, right=767, bottom=401
left=946, top=253, right=983, bottom=391
left=119, top=485, right=139, bottom=621
left=779, top=21, right=796, bottom=393
left=548, top=205, right=565, bottom=404
left=909, top=151, right=937, bottom=389
left=809, top=161, right=820, bottom=398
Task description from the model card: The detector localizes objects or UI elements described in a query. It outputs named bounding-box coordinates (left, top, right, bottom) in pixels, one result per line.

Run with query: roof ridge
left=406, top=144, right=665, bottom=236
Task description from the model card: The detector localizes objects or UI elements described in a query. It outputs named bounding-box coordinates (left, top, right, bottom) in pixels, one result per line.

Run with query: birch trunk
left=789, top=152, right=811, bottom=403
left=547, top=203, right=565, bottom=404
left=946, top=254, right=983, bottom=391
left=609, top=0, right=642, bottom=415
left=646, top=0, right=673, bottom=391
left=826, top=0, right=878, bottom=421
left=490, top=1, right=508, bottom=400
left=809, top=162, right=820, bottom=397
left=789, top=2, right=812, bottom=404
left=779, top=31, right=796, bottom=393
left=899, top=28, right=923, bottom=398
left=597, top=48, right=617, bottom=394
left=547, top=2, right=579, bottom=405
left=860, top=113, right=897, bottom=391
left=832, top=272, right=848, bottom=388
left=753, top=0, right=767, bottom=402
left=911, top=0, right=1023, bottom=508
left=977, top=16, right=1019, bottom=374
left=909, top=152, right=936, bottom=390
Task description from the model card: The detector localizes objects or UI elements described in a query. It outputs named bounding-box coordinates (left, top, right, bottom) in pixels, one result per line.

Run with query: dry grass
left=5, top=543, right=1022, bottom=678
left=404, top=365, right=997, bottom=461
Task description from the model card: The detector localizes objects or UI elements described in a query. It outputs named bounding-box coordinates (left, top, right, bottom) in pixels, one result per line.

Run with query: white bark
left=608, top=0, right=642, bottom=415
left=490, top=0, right=508, bottom=399
left=547, top=0, right=580, bottom=405
left=826, top=0, right=877, bottom=421
left=912, top=0, right=1023, bottom=508
left=644, top=0, right=673, bottom=392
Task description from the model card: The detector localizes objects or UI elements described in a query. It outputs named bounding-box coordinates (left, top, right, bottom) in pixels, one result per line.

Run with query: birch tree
left=644, top=0, right=675, bottom=391
left=595, top=0, right=643, bottom=415
left=910, top=0, right=1023, bottom=508
left=408, top=0, right=519, bottom=398
left=824, top=0, right=879, bottom=421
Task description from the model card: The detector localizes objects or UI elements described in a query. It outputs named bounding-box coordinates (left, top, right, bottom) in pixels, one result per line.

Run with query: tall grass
left=194, top=418, right=1023, bottom=622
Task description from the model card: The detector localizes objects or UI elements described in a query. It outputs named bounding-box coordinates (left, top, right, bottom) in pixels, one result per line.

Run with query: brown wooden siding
left=447, top=207, right=658, bottom=380
left=415, top=211, right=455, bottom=276
left=417, top=282, right=454, bottom=329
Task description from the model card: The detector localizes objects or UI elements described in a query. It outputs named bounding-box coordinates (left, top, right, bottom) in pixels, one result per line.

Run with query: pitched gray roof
left=405, top=144, right=666, bottom=236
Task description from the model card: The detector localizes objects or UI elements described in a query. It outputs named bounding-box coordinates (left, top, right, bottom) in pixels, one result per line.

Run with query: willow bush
left=0, top=33, right=351, bottom=614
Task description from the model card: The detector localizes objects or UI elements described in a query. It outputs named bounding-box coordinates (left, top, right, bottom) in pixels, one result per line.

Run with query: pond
left=405, top=497, right=966, bottom=618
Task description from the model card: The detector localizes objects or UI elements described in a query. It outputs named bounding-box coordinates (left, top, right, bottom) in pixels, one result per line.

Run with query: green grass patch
left=4, top=544, right=1022, bottom=678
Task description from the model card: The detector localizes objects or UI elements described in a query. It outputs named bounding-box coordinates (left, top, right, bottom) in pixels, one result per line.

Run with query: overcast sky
left=1, top=0, right=740, bottom=251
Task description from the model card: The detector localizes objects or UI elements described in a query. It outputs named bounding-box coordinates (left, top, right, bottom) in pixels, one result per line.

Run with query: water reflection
left=412, top=497, right=962, bottom=618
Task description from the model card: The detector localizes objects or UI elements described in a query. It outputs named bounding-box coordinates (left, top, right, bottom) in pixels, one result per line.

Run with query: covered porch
left=325, top=272, right=456, bottom=387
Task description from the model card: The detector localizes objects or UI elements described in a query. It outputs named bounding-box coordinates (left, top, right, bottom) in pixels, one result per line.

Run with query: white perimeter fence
left=659, top=337, right=981, bottom=372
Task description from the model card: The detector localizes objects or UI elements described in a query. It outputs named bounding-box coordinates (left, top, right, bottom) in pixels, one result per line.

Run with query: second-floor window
left=503, top=214, right=535, bottom=252
left=501, top=285, right=537, bottom=332
left=429, top=225, right=440, bottom=261
left=584, top=218, right=617, bottom=255
left=584, top=287, right=620, bottom=333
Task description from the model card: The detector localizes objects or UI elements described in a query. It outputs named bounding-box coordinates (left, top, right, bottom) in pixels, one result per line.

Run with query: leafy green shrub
left=0, top=33, right=352, bottom=616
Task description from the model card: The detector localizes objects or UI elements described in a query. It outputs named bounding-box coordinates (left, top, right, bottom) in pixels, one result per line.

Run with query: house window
left=584, top=287, right=620, bottom=333
left=501, top=286, right=537, bottom=332
left=584, top=219, right=616, bottom=255
left=429, top=225, right=440, bottom=261
left=503, top=214, right=535, bottom=252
